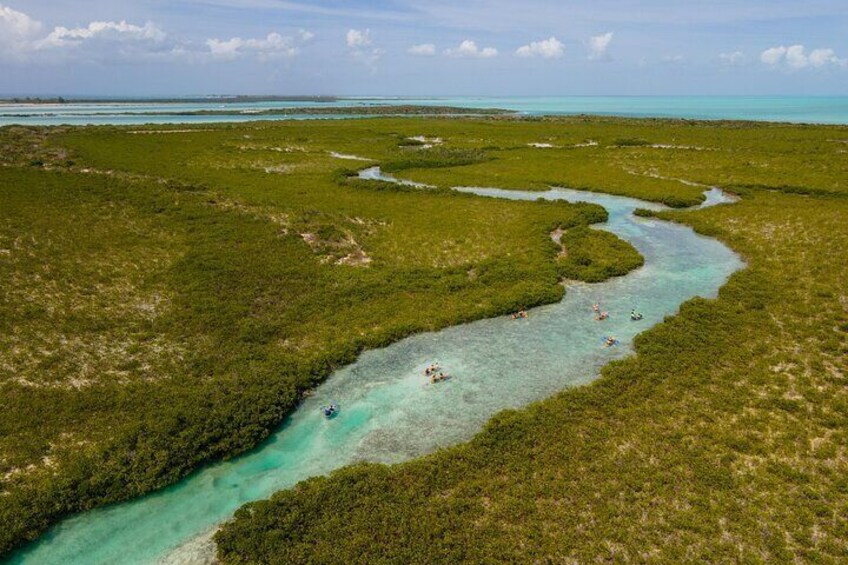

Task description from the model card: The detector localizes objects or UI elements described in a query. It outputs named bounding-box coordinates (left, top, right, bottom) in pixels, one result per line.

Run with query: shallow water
left=358, top=165, right=433, bottom=188
left=3, top=96, right=848, bottom=126
left=10, top=174, right=743, bottom=564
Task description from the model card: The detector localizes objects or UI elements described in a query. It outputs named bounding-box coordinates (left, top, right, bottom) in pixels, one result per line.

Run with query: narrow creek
left=10, top=169, right=744, bottom=564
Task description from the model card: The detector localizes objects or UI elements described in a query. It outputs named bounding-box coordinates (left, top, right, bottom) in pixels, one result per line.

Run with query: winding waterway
left=10, top=172, right=743, bottom=564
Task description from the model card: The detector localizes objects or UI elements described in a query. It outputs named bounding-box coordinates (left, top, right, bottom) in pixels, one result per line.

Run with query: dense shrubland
left=2, top=116, right=846, bottom=561
left=556, top=226, right=645, bottom=282
left=381, top=146, right=490, bottom=173
left=215, top=123, right=848, bottom=563
left=0, top=120, right=631, bottom=554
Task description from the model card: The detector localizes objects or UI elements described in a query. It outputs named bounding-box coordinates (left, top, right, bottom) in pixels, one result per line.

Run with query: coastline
left=3, top=96, right=848, bottom=127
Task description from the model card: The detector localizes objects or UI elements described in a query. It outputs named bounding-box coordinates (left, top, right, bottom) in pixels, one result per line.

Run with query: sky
left=1, top=0, right=847, bottom=97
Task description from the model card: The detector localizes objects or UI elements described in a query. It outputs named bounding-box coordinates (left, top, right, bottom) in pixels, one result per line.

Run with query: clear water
left=9, top=174, right=744, bottom=564
left=2, top=96, right=848, bottom=126
left=358, top=166, right=433, bottom=188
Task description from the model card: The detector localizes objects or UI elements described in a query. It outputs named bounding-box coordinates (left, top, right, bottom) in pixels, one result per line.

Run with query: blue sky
left=1, top=0, right=847, bottom=96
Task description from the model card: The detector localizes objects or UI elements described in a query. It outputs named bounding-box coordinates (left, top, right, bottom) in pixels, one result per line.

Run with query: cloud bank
left=0, top=4, right=42, bottom=47
left=0, top=3, right=311, bottom=63
left=207, top=31, right=312, bottom=61
left=761, top=45, right=846, bottom=69
left=37, top=21, right=166, bottom=49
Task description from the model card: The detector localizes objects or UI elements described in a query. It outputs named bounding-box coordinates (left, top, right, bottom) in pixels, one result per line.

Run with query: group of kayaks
left=592, top=304, right=644, bottom=320
left=321, top=303, right=646, bottom=419
left=320, top=360, right=452, bottom=421
left=593, top=303, right=645, bottom=348
left=424, top=363, right=451, bottom=384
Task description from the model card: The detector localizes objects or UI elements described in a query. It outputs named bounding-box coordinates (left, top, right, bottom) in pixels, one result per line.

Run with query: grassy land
left=211, top=118, right=847, bottom=563
left=1, top=117, right=846, bottom=560
left=556, top=227, right=644, bottom=283
left=1, top=120, right=619, bottom=554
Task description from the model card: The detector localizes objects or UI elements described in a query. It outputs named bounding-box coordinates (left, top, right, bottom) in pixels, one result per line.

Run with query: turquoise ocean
left=2, top=96, right=848, bottom=126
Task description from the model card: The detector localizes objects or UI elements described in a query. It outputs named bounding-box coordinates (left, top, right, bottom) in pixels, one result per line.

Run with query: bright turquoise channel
left=9, top=176, right=744, bottom=564
left=2, top=96, right=848, bottom=125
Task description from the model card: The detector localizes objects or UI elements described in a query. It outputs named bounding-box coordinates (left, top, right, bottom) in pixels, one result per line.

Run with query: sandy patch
left=649, top=144, right=715, bottom=151
left=329, top=151, right=371, bottom=161
left=262, top=165, right=294, bottom=174
left=408, top=135, right=443, bottom=149
left=336, top=248, right=373, bottom=267
left=238, top=144, right=305, bottom=153
left=623, top=167, right=709, bottom=188
left=157, top=528, right=218, bottom=565
left=549, top=228, right=568, bottom=258
left=300, top=232, right=372, bottom=267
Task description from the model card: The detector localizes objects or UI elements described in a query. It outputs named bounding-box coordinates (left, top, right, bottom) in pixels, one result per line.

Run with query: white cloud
left=408, top=43, right=436, bottom=56
left=661, top=54, right=684, bottom=64
left=516, top=36, right=564, bottom=59
left=0, top=5, right=311, bottom=64
left=809, top=48, right=842, bottom=68
left=761, top=46, right=787, bottom=65
left=346, top=28, right=371, bottom=48
left=0, top=4, right=42, bottom=49
left=761, top=44, right=846, bottom=69
left=719, top=51, right=744, bottom=65
left=785, top=44, right=808, bottom=69
left=445, top=40, right=497, bottom=58
left=0, top=5, right=178, bottom=62
left=206, top=31, right=310, bottom=61
left=588, top=32, right=613, bottom=60
left=346, top=29, right=381, bottom=71
left=36, top=21, right=167, bottom=50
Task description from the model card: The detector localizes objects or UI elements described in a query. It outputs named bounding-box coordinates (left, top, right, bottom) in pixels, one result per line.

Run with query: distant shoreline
left=0, top=96, right=344, bottom=105
left=4, top=96, right=848, bottom=126
left=0, top=105, right=510, bottom=118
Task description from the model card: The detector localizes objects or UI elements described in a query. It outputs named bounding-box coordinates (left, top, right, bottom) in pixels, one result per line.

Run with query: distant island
left=121, top=105, right=509, bottom=116
left=0, top=95, right=342, bottom=104
left=0, top=103, right=510, bottom=117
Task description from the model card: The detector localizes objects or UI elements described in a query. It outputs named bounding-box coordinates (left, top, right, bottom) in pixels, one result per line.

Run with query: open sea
left=2, top=96, right=848, bottom=126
